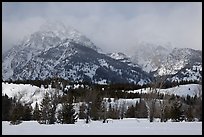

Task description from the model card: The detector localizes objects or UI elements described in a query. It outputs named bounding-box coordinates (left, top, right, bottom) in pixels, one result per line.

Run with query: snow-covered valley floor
left=2, top=118, right=202, bottom=135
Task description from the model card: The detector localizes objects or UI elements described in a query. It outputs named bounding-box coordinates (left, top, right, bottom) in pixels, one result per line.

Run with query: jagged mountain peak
left=131, top=44, right=173, bottom=73
left=39, top=21, right=82, bottom=40
left=2, top=22, right=150, bottom=84
left=129, top=43, right=202, bottom=82
left=16, top=21, right=99, bottom=52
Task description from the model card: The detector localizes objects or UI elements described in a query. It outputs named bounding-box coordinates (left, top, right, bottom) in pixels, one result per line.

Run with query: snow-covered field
left=2, top=119, right=202, bottom=135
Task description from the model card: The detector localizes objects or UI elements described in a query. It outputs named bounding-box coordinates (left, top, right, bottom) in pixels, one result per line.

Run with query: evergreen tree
left=9, top=102, right=23, bottom=125
left=33, top=102, right=41, bottom=121
left=39, top=92, right=52, bottom=124
left=22, top=104, right=33, bottom=121
left=2, top=94, right=12, bottom=121
left=49, top=90, right=59, bottom=124
left=170, top=100, right=183, bottom=122
left=61, top=103, right=76, bottom=124
left=39, top=90, right=59, bottom=124
left=89, top=91, right=103, bottom=120
left=61, top=92, right=78, bottom=124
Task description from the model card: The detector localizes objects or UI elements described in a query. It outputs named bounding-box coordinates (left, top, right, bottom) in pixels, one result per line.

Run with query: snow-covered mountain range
left=2, top=22, right=151, bottom=85
left=131, top=43, right=202, bottom=82
left=2, top=22, right=202, bottom=84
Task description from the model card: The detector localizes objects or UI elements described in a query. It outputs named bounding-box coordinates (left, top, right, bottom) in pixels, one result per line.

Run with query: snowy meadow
left=2, top=118, right=202, bottom=135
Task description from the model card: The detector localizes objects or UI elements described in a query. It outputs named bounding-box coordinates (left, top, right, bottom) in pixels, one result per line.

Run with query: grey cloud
left=2, top=2, right=202, bottom=54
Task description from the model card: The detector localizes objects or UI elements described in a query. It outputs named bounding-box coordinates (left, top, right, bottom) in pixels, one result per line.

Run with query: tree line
left=3, top=77, right=201, bottom=90
left=2, top=78, right=202, bottom=125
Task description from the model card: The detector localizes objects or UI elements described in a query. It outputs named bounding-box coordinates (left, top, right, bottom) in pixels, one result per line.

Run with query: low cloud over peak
left=2, top=2, right=202, bottom=54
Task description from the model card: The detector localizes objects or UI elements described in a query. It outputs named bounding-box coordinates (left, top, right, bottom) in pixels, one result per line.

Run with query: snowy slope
left=127, top=84, right=202, bottom=97
left=157, top=48, right=202, bottom=76
left=2, top=82, right=63, bottom=109
left=107, top=52, right=140, bottom=68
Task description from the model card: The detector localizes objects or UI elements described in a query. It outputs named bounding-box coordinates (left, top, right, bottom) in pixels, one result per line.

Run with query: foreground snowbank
left=2, top=118, right=202, bottom=135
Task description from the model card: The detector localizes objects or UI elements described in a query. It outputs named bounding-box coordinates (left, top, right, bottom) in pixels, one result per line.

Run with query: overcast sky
left=2, top=2, right=202, bottom=54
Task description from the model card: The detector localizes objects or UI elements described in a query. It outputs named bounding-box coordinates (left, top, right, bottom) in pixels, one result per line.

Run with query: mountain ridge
left=2, top=22, right=202, bottom=84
